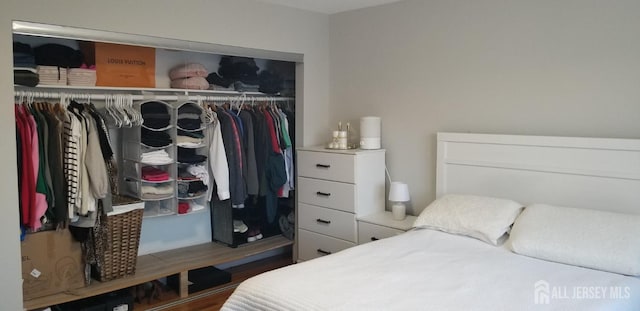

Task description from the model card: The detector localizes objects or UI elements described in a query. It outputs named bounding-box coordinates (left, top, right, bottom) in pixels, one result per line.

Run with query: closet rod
left=13, top=91, right=294, bottom=102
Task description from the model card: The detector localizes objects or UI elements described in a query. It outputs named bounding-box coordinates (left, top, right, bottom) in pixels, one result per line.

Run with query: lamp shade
left=388, top=182, right=410, bottom=202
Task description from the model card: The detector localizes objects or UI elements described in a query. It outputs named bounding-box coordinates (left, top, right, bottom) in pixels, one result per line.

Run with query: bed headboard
left=436, top=132, right=640, bottom=215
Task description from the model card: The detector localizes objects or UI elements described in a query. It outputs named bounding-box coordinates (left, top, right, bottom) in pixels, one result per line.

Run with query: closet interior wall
left=13, top=30, right=297, bottom=255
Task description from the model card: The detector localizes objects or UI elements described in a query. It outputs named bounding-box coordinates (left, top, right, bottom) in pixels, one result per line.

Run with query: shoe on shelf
left=233, top=220, right=248, bottom=233
left=247, top=229, right=263, bottom=242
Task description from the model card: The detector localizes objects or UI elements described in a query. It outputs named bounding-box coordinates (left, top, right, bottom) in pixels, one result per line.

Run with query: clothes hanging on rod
left=15, top=97, right=117, bottom=234
left=13, top=88, right=294, bottom=102
left=208, top=100, right=295, bottom=243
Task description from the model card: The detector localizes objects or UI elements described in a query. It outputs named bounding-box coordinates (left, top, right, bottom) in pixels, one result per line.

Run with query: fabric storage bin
left=91, top=200, right=144, bottom=282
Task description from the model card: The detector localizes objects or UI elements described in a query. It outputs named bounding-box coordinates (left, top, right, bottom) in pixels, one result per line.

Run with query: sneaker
left=233, top=220, right=248, bottom=233
left=247, top=229, right=263, bottom=242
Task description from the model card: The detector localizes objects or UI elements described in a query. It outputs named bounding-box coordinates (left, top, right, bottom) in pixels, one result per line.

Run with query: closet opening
left=13, top=20, right=301, bottom=309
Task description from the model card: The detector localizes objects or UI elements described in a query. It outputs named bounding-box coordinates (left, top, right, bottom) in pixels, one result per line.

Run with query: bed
left=222, top=132, right=640, bottom=311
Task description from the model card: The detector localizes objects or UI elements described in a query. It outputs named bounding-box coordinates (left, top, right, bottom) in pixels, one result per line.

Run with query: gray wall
left=329, top=0, right=640, bottom=215
left=0, top=0, right=329, bottom=308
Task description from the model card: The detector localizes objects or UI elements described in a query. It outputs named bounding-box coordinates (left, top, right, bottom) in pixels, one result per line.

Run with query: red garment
left=141, top=166, right=170, bottom=182
left=25, top=108, right=46, bottom=231
left=15, top=106, right=33, bottom=227
left=178, top=202, right=190, bottom=214
left=263, top=110, right=281, bottom=153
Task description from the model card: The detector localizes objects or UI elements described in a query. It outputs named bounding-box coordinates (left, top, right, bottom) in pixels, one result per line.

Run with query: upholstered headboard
left=436, top=132, right=640, bottom=214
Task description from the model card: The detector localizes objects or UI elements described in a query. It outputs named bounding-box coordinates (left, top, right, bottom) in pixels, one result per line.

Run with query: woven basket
left=94, top=207, right=143, bottom=281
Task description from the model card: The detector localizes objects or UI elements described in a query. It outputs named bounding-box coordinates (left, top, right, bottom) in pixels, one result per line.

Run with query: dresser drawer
left=358, top=221, right=405, bottom=244
left=298, top=150, right=355, bottom=183
left=298, top=229, right=356, bottom=261
left=298, top=177, right=356, bottom=213
left=298, top=203, right=356, bottom=242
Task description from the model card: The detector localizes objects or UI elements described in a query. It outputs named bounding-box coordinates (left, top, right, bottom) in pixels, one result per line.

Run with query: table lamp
left=389, top=182, right=410, bottom=220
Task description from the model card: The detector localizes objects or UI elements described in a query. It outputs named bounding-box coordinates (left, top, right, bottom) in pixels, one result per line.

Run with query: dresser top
left=297, top=146, right=386, bottom=155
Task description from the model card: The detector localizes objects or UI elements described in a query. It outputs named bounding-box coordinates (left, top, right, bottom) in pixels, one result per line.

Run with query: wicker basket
left=93, top=205, right=144, bottom=282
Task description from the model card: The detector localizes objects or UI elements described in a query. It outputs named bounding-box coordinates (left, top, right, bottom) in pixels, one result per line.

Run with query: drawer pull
left=317, top=248, right=332, bottom=256
left=371, top=237, right=379, bottom=241
left=316, top=164, right=331, bottom=169
left=316, top=218, right=331, bottom=225
left=316, top=191, right=331, bottom=197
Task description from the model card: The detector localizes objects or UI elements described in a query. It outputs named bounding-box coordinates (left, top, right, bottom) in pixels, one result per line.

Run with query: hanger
left=106, top=95, right=122, bottom=128
left=118, top=94, right=132, bottom=127
left=235, top=93, right=247, bottom=116
left=121, top=94, right=139, bottom=126
left=131, top=95, right=143, bottom=126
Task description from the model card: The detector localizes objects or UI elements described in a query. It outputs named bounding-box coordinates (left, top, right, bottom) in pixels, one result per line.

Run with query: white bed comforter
left=222, top=229, right=640, bottom=311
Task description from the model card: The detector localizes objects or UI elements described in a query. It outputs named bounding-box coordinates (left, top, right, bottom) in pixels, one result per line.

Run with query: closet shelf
left=176, top=208, right=208, bottom=217
left=133, top=177, right=176, bottom=184
left=140, top=142, right=173, bottom=149
left=124, top=158, right=174, bottom=166
left=143, top=210, right=176, bottom=218
left=22, top=236, right=293, bottom=310
left=141, top=125, right=173, bottom=132
left=176, top=161, right=206, bottom=165
left=176, top=126, right=207, bottom=132
left=177, top=193, right=207, bottom=200
left=140, top=194, right=174, bottom=201
left=176, top=143, right=206, bottom=149
left=176, top=178, right=204, bottom=183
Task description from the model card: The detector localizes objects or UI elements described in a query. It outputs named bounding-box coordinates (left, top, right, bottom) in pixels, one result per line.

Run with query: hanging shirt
left=217, top=110, right=246, bottom=207
left=239, top=110, right=259, bottom=195
left=206, top=111, right=231, bottom=200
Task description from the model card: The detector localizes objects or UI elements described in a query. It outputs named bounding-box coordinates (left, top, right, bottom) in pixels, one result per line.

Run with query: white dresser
left=296, top=146, right=385, bottom=261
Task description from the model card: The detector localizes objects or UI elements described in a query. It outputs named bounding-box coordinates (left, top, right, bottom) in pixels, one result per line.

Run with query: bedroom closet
left=13, top=21, right=300, bottom=310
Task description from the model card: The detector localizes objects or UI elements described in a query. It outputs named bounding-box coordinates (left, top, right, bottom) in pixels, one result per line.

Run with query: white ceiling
left=255, top=0, right=404, bottom=14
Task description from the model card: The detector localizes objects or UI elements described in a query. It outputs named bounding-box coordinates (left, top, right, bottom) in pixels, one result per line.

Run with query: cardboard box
left=93, top=42, right=156, bottom=88
left=21, top=230, right=85, bottom=300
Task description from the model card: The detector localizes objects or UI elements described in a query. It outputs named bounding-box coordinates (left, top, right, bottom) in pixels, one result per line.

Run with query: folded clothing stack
left=208, top=56, right=272, bottom=92
left=178, top=147, right=207, bottom=164
left=169, top=63, right=209, bottom=90
left=14, top=42, right=38, bottom=87
left=141, top=101, right=171, bottom=129
left=67, top=64, right=96, bottom=86
left=14, top=42, right=35, bottom=68
left=141, top=166, right=170, bottom=182
left=187, top=164, right=209, bottom=186
left=178, top=129, right=204, bottom=138
left=34, top=43, right=84, bottom=68
left=177, top=104, right=203, bottom=130
left=141, top=128, right=172, bottom=147
left=178, top=180, right=208, bottom=197
left=178, top=164, right=209, bottom=185
left=177, top=132, right=204, bottom=152
left=141, top=184, right=174, bottom=200
left=36, top=66, right=67, bottom=85
left=14, top=68, right=39, bottom=87
left=141, top=150, right=172, bottom=165
left=177, top=134, right=203, bottom=148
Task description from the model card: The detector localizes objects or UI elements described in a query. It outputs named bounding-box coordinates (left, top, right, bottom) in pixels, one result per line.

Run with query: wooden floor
left=136, top=254, right=293, bottom=311
left=160, top=289, right=235, bottom=311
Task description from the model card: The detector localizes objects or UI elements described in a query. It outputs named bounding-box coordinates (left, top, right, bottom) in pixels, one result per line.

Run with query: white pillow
left=413, top=194, right=523, bottom=245
left=508, top=204, right=640, bottom=276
